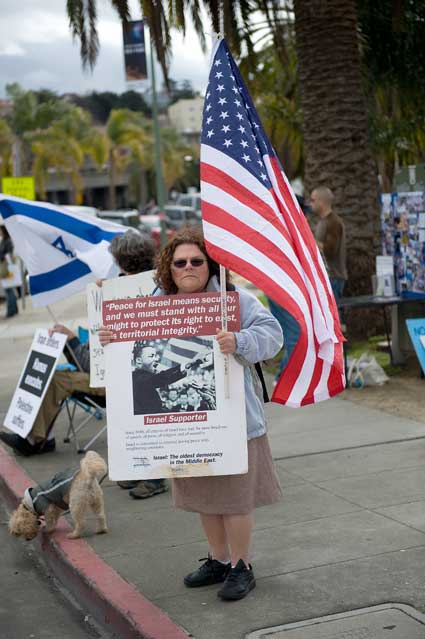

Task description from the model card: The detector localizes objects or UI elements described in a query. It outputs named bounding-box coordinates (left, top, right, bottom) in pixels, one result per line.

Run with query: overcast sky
left=0, top=0, right=212, bottom=99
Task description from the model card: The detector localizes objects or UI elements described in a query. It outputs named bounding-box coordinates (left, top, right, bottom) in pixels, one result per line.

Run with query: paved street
left=0, top=499, right=110, bottom=639
left=2, top=295, right=425, bottom=638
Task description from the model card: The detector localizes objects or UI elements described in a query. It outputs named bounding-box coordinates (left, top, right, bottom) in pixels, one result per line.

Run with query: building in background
left=168, top=97, right=203, bottom=143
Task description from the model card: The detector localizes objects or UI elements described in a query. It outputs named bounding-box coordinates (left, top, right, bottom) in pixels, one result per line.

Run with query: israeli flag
left=0, top=195, right=127, bottom=307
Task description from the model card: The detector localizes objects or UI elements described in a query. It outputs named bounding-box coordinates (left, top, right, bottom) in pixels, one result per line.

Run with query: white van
left=176, top=192, right=201, bottom=215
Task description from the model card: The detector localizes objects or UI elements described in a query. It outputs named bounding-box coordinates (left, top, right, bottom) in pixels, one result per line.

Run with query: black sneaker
left=184, top=555, right=231, bottom=588
left=217, top=559, right=256, bottom=601
left=34, top=438, right=56, bottom=454
left=0, top=431, right=37, bottom=456
left=0, top=432, right=55, bottom=456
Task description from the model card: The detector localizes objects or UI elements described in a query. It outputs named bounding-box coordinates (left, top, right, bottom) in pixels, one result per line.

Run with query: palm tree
left=369, top=84, right=425, bottom=193
left=0, top=119, right=13, bottom=178
left=293, top=0, right=381, bottom=294
left=105, top=109, right=152, bottom=209
left=6, top=83, right=72, bottom=175
left=241, top=39, right=303, bottom=180
left=159, top=128, right=193, bottom=189
left=65, top=1, right=383, bottom=293
left=29, top=128, right=85, bottom=202
left=27, top=106, right=108, bottom=203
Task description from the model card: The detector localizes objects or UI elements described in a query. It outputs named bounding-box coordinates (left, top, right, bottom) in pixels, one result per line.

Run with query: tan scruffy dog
left=9, top=451, right=108, bottom=541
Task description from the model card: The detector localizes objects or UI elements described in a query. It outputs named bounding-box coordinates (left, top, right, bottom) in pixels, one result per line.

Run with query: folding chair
left=58, top=326, right=107, bottom=454
left=63, top=392, right=107, bottom=454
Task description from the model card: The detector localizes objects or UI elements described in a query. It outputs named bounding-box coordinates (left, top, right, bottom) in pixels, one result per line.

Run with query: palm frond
left=66, top=0, right=99, bottom=69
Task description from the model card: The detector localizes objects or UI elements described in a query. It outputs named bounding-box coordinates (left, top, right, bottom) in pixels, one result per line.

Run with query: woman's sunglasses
left=172, top=258, right=206, bottom=269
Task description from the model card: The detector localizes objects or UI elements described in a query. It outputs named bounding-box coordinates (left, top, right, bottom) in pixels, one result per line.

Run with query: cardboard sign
left=406, top=318, right=425, bottom=375
left=3, top=329, right=67, bottom=437
left=86, top=271, right=155, bottom=387
left=102, top=287, right=247, bottom=480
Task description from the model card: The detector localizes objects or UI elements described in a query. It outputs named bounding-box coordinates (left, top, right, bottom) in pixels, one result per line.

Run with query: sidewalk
left=2, top=295, right=425, bottom=638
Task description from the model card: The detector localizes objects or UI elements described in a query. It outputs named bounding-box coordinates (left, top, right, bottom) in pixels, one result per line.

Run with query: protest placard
left=3, top=329, right=67, bottom=438
left=406, top=318, right=425, bottom=375
left=103, top=287, right=247, bottom=480
left=86, top=271, right=155, bottom=387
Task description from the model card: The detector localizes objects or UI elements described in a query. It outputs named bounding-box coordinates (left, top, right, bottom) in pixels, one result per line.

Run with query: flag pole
left=219, top=264, right=230, bottom=399
left=46, top=305, right=84, bottom=373
left=208, top=20, right=230, bottom=398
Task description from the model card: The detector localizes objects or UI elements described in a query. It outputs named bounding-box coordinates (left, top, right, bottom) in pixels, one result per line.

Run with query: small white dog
left=9, top=451, right=108, bottom=540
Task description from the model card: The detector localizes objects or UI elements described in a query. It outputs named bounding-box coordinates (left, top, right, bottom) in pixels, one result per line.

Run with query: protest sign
left=86, top=271, right=155, bottom=387
left=3, top=329, right=67, bottom=438
left=406, top=318, right=425, bottom=375
left=103, top=287, right=247, bottom=480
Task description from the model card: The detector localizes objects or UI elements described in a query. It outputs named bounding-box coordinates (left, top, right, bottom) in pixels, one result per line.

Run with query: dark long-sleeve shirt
left=64, top=337, right=91, bottom=373
left=0, top=237, right=13, bottom=261
left=132, top=365, right=187, bottom=415
left=315, top=212, right=347, bottom=280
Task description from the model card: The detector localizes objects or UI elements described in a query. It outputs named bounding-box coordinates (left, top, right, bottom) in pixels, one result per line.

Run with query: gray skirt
left=172, top=433, right=282, bottom=515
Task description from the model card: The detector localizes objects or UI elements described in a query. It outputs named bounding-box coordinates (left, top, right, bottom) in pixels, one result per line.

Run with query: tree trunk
left=294, top=0, right=381, bottom=295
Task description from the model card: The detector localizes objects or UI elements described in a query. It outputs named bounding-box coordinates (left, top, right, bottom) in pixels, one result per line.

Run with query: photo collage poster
left=381, top=191, right=425, bottom=296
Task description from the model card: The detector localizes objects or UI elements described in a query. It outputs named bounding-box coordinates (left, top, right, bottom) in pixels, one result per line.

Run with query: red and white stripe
left=201, top=145, right=345, bottom=407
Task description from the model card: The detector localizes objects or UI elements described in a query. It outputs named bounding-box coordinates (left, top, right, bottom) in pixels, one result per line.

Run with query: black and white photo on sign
left=131, top=336, right=216, bottom=415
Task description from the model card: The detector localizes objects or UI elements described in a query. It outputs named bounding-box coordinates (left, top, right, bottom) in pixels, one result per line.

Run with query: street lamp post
left=149, top=32, right=167, bottom=246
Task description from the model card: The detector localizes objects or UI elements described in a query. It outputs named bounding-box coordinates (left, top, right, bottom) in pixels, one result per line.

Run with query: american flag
left=162, top=337, right=212, bottom=368
left=200, top=39, right=345, bottom=407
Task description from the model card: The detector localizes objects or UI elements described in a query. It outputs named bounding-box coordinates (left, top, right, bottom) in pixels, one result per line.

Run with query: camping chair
left=56, top=326, right=107, bottom=454
left=62, top=392, right=107, bottom=454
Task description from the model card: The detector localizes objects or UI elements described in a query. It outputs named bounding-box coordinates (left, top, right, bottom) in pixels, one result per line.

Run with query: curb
left=0, top=445, right=190, bottom=639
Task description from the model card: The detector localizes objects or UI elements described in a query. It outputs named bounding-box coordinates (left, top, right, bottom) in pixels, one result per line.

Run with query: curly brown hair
left=154, top=225, right=231, bottom=294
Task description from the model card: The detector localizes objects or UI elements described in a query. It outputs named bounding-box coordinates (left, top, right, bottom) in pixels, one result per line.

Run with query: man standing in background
left=310, top=186, right=347, bottom=301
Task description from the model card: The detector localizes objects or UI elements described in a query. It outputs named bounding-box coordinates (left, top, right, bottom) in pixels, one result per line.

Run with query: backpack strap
left=255, top=362, right=270, bottom=403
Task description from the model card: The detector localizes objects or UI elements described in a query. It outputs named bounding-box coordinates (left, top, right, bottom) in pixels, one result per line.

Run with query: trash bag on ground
left=347, top=353, right=389, bottom=388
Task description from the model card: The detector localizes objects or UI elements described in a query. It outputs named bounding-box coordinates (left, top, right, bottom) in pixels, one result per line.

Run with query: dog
left=9, top=450, right=108, bottom=540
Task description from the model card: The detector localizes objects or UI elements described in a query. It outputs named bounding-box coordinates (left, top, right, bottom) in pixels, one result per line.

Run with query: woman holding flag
left=101, top=226, right=283, bottom=601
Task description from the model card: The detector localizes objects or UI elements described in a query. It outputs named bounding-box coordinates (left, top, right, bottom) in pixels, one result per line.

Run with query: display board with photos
left=381, top=191, right=425, bottom=297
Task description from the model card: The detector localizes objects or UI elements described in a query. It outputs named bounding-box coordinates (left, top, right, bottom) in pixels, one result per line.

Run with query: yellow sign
left=2, top=176, right=35, bottom=201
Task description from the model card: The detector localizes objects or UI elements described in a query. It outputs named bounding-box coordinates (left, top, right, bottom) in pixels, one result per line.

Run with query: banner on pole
left=122, top=20, right=147, bottom=82
left=3, top=329, right=67, bottom=438
left=102, top=282, right=247, bottom=480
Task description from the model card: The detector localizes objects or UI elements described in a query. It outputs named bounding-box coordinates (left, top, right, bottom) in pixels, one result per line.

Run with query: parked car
left=176, top=192, right=201, bottom=215
left=64, top=205, right=99, bottom=218
left=138, top=215, right=174, bottom=248
left=96, top=209, right=140, bottom=228
left=164, top=204, right=200, bottom=230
